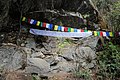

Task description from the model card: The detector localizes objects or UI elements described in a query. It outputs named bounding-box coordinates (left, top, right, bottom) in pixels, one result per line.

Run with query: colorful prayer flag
left=84, top=30, right=88, bottom=32
left=77, top=29, right=81, bottom=32
left=61, top=26, right=64, bottom=32
left=74, top=28, right=77, bottom=32
left=64, top=27, right=68, bottom=32
left=46, top=23, right=50, bottom=28
left=103, top=32, right=107, bottom=37
left=58, top=26, right=62, bottom=31
left=49, top=24, right=53, bottom=30
left=30, top=19, right=34, bottom=24
left=36, top=21, right=40, bottom=26
left=94, top=31, right=98, bottom=36
left=109, top=32, right=113, bottom=37
left=81, top=29, right=84, bottom=32
left=54, top=25, right=58, bottom=30
left=68, top=28, right=71, bottom=32
left=106, top=32, right=109, bottom=36
left=22, top=17, right=26, bottom=21
left=43, top=22, right=46, bottom=27
left=100, top=31, right=103, bottom=36
left=71, top=28, right=74, bottom=32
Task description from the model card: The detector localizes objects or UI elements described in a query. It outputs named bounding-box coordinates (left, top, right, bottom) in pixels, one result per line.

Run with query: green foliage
left=58, top=38, right=73, bottom=48
left=74, top=69, right=92, bottom=80
left=97, top=42, right=120, bottom=79
left=108, top=1, right=120, bottom=31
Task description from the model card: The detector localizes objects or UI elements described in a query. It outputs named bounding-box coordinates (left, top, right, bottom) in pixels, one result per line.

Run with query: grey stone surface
left=0, top=46, right=26, bottom=70
left=60, top=46, right=97, bottom=69
left=26, top=58, right=50, bottom=74
left=31, top=51, right=45, bottom=58
left=80, top=36, right=99, bottom=49
left=25, top=38, right=36, bottom=49
left=51, top=61, right=76, bottom=72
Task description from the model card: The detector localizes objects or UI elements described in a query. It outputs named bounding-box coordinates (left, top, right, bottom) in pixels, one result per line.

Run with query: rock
left=51, top=61, right=76, bottom=72
left=26, top=58, right=50, bottom=74
left=60, top=46, right=97, bottom=69
left=45, top=56, right=58, bottom=66
left=31, top=51, right=45, bottom=58
left=25, top=38, right=36, bottom=49
left=80, top=36, right=99, bottom=49
left=22, top=47, right=31, bottom=58
left=60, top=47, right=76, bottom=61
left=0, top=46, right=26, bottom=70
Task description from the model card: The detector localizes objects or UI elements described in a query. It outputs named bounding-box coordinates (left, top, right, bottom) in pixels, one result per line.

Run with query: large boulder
left=60, top=46, right=97, bottom=69
left=26, top=58, right=50, bottom=74
left=0, top=46, right=26, bottom=70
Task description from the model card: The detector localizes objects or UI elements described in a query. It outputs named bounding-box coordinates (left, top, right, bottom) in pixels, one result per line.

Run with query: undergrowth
left=97, top=42, right=120, bottom=80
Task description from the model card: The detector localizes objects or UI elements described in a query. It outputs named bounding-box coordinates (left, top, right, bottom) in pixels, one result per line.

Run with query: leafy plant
left=97, top=42, right=120, bottom=80
left=74, top=68, right=92, bottom=80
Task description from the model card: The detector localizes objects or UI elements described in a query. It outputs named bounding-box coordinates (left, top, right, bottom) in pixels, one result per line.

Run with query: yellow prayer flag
left=54, top=25, right=58, bottom=30
left=94, top=31, right=98, bottom=36
left=36, top=21, right=40, bottom=26
left=71, top=28, right=74, bottom=32
left=22, top=17, right=26, bottom=21
left=88, top=30, right=92, bottom=32
left=109, top=32, right=113, bottom=37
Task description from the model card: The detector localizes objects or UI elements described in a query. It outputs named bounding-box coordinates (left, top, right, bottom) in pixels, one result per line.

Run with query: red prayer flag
left=43, top=22, right=46, bottom=27
left=28, top=18, right=31, bottom=23
left=81, top=29, right=84, bottom=32
left=64, top=27, right=68, bottom=32
left=100, top=31, right=103, bottom=36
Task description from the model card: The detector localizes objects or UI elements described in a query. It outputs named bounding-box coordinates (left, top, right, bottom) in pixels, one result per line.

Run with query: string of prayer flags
left=22, top=17, right=120, bottom=37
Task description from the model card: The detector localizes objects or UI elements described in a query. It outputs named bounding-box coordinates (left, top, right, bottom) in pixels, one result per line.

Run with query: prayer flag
left=64, top=27, right=68, bottom=32
left=68, top=28, right=71, bottom=32
left=43, top=22, right=46, bottom=28
left=54, top=25, right=58, bottom=30
left=46, top=23, right=50, bottom=28
left=103, top=32, right=107, bottom=36
left=106, top=32, right=109, bottom=36
left=94, top=31, right=98, bottom=36
left=61, top=26, right=64, bottom=32
left=71, top=28, right=74, bottom=32
left=36, top=21, right=40, bottom=26
left=81, top=29, right=84, bottom=32
left=58, top=26, right=62, bottom=31
left=30, top=19, right=34, bottom=24
left=22, top=17, right=26, bottom=21
left=109, top=32, right=113, bottom=37
left=49, top=24, right=53, bottom=30
left=100, top=31, right=103, bottom=36
left=74, top=28, right=77, bottom=32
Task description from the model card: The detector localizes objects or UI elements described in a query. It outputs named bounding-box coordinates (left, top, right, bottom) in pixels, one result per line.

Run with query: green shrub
left=97, top=42, right=120, bottom=80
